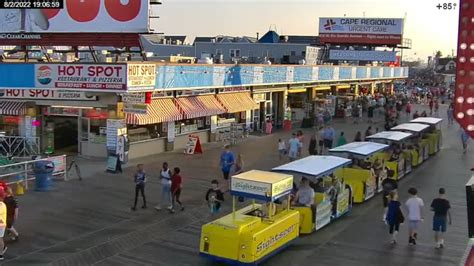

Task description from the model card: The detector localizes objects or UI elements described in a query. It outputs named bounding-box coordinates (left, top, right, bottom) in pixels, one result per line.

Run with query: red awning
left=0, top=101, right=26, bottom=116
left=126, top=98, right=182, bottom=125
left=175, top=95, right=225, bottom=119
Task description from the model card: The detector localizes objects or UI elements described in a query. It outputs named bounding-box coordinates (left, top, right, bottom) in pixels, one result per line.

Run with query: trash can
left=33, top=160, right=54, bottom=191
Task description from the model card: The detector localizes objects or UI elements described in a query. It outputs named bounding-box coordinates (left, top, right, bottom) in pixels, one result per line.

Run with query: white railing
left=0, top=155, right=67, bottom=190
left=0, top=136, right=40, bottom=157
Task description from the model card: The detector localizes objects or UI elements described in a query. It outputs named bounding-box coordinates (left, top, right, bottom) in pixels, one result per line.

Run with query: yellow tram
left=365, top=130, right=415, bottom=179
left=329, top=142, right=389, bottom=203
left=199, top=117, right=444, bottom=265
left=200, top=170, right=299, bottom=265
left=272, top=156, right=352, bottom=234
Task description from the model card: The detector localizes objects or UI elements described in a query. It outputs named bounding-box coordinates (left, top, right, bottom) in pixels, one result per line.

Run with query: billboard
left=0, top=0, right=149, bottom=33
left=329, top=50, right=397, bottom=62
left=319, top=17, right=404, bottom=45
left=34, top=64, right=127, bottom=92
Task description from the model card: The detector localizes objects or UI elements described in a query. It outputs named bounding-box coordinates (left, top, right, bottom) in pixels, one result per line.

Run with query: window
left=290, top=51, right=296, bottom=56
left=216, top=49, right=222, bottom=55
left=230, top=49, right=241, bottom=58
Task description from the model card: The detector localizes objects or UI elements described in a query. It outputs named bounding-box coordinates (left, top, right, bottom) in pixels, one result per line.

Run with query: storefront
left=335, top=84, right=356, bottom=118
left=125, top=96, right=182, bottom=158
left=287, top=87, right=309, bottom=121
left=251, top=87, right=285, bottom=131
left=0, top=101, right=29, bottom=136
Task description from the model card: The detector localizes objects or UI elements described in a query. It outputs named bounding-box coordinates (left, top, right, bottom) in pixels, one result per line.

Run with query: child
left=206, top=180, right=224, bottom=214
left=278, top=139, right=286, bottom=160
left=131, top=164, right=147, bottom=211
left=171, top=167, right=184, bottom=212
left=4, top=187, right=18, bottom=241
left=405, top=187, right=424, bottom=245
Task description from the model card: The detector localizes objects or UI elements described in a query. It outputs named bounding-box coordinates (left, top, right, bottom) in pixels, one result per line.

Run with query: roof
left=259, top=30, right=280, bottom=43
left=391, top=123, right=430, bottom=133
left=329, top=142, right=389, bottom=157
left=163, top=35, right=188, bottom=44
left=193, top=36, right=216, bottom=44
left=279, top=35, right=320, bottom=45
left=438, top=57, right=456, bottom=66
left=410, top=117, right=443, bottom=125
left=232, top=170, right=291, bottom=184
left=272, top=156, right=351, bottom=178
left=366, top=131, right=413, bottom=142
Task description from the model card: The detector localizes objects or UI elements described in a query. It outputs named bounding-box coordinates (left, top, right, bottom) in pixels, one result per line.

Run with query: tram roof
left=365, top=131, right=413, bottom=142
left=272, top=155, right=351, bottom=178
left=329, top=141, right=389, bottom=157
left=391, top=123, right=430, bottom=133
left=410, top=117, right=443, bottom=125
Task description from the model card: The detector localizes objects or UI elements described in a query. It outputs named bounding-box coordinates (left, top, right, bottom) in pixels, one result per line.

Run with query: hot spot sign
left=127, top=63, right=157, bottom=89
left=34, top=64, right=127, bottom=92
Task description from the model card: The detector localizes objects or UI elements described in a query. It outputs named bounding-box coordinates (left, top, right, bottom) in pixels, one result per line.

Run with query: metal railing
left=0, top=136, right=40, bottom=158
left=0, top=155, right=67, bottom=190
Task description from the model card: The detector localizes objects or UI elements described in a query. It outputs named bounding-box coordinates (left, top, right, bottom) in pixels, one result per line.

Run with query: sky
left=151, top=0, right=460, bottom=61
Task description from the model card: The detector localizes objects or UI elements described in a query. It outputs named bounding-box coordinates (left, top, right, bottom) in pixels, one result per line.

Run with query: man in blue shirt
left=323, top=125, right=335, bottom=152
left=220, top=145, right=235, bottom=181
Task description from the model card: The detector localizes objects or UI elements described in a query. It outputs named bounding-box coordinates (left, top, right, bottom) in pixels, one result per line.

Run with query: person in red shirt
left=171, top=167, right=184, bottom=212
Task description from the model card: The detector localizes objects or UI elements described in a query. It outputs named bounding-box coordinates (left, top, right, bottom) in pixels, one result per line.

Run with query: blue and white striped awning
left=0, top=101, right=26, bottom=116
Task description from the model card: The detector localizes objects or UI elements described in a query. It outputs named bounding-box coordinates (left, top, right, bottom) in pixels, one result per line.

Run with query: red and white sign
left=0, top=89, right=97, bottom=100
left=184, top=134, right=203, bottom=155
left=319, top=17, right=404, bottom=45
left=0, top=0, right=149, bottom=33
left=35, top=64, right=127, bottom=92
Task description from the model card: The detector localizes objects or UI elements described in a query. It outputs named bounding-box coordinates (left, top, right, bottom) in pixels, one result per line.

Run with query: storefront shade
left=216, top=92, right=259, bottom=113
left=175, top=95, right=226, bottom=119
left=125, top=98, right=183, bottom=125
left=0, top=101, right=26, bottom=116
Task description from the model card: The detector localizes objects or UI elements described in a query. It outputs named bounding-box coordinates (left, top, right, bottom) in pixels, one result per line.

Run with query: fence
left=0, top=155, right=67, bottom=190
left=0, top=136, right=40, bottom=158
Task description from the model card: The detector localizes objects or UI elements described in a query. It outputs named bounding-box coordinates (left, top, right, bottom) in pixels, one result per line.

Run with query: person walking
left=430, top=188, right=452, bottom=248
left=368, top=104, right=375, bottom=124
left=385, top=191, right=404, bottom=244
left=381, top=173, right=398, bottom=221
left=3, top=187, right=18, bottom=241
left=405, top=187, right=424, bottom=245
left=131, top=164, right=147, bottom=211
left=434, top=99, right=440, bottom=117
left=297, top=130, right=304, bottom=157
left=288, top=133, right=301, bottom=161
left=354, top=131, right=362, bottom=142
left=308, top=134, right=318, bottom=155
left=278, top=139, right=286, bottom=160
left=429, top=99, right=434, bottom=115
left=220, top=145, right=235, bottom=185
left=170, top=167, right=184, bottom=212
left=0, top=190, right=7, bottom=261
left=405, top=101, right=412, bottom=118
left=155, top=162, right=173, bottom=211
left=461, top=128, right=470, bottom=153
left=364, top=126, right=373, bottom=141
left=206, top=180, right=224, bottom=215
left=234, top=154, right=244, bottom=174
left=447, top=103, right=454, bottom=126
left=323, top=125, right=335, bottom=153
left=336, top=132, right=347, bottom=147
left=318, top=126, right=325, bottom=154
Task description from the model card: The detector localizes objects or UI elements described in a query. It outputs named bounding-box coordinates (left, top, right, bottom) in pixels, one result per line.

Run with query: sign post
left=184, top=134, right=203, bottom=155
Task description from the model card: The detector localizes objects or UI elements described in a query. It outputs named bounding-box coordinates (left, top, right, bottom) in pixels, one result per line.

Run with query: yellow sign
left=127, top=63, right=157, bottom=88
left=272, top=178, right=293, bottom=196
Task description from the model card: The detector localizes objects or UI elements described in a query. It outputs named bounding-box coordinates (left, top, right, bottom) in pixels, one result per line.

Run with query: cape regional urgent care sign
left=319, top=17, right=404, bottom=45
